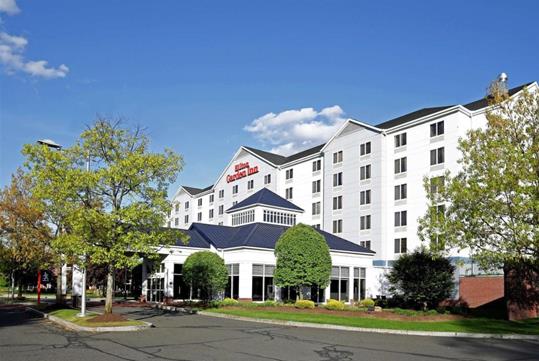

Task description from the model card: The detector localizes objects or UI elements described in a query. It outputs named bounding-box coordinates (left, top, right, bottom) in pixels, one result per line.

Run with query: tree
left=387, top=248, right=455, bottom=310
left=24, top=118, right=184, bottom=313
left=418, top=81, right=539, bottom=318
left=274, top=224, right=331, bottom=300
left=0, top=169, right=52, bottom=299
left=182, top=251, right=228, bottom=301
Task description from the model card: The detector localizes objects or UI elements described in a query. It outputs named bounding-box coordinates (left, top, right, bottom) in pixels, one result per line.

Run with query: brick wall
left=459, top=275, right=504, bottom=308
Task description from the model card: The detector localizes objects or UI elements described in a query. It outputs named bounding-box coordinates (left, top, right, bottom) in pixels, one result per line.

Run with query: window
left=394, top=238, right=407, bottom=253
left=218, top=205, right=224, bottom=215
left=332, top=219, right=343, bottom=233
left=285, top=187, right=293, bottom=200
left=225, top=264, right=240, bottom=299
left=209, top=194, right=214, bottom=203
left=394, top=210, right=407, bottom=227
left=185, top=201, right=190, bottom=209
left=198, top=198, right=202, bottom=207
left=333, top=150, right=343, bottom=164
left=247, top=179, right=254, bottom=190
left=394, top=184, right=407, bottom=200
left=332, top=196, right=342, bottom=210
left=312, top=180, right=321, bottom=194
left=430, top=176, right=445, bottom=194
left=394, top=157, right=407, bottom=174
left=360, top=215, right=371, bottom=230
left=430, top=120, right=444, bottom=137
left=231, top=209, right=255, bottom=226
left=252, top=264, right=275, bottom=301
left=360, top=165, right=371, bottom=180
left=174, top=217, right=179, bottom=226
left=313, top=224, right=321, bottom=229
left=264, top=174, right=271, bottom=185
left=285, top=168, right=294, bottom=180
left=333, top=172, right=343, bottom=187
left=431, top=204, right=446, bottom=222
left=394, top=133, right=407, bottom=148
left=184, top=215, right=189, bottom=223
left=312, top=159, right=321, bottom=172
left=232, top=185, right=238, bottom=195
left=232, top=201, right=237, bottom=206
left=360, top=190, right=371, bottom=205
left=360, top=142, right=371, bottom=156
left=353, top=267, right=367, bottom=301
left=172, top=264, right=190, bottom=300
left=430, top=147, right=445, bottom=165
left=312, top=202, right=321, bottom=216
left=360, top=240, right=371, bottom=250
left=175, top=203, right=180, bottom=213
left=209, top=209, right=214, bottom=219
left=219, top=189, right=224, bottom=198
left=263, top=210, right=296, bottom=226
left=330, top=266, right=349, bottom=302
left=197, top=212, right=202, bottom=221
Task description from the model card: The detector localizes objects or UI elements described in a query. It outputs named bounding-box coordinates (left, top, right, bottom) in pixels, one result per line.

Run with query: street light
left=36, top=139, right=63, bottom=305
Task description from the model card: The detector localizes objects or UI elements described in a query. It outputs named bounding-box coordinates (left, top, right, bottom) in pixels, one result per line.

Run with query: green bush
left=324, top=299, right=345, bottom=311
left=261, top=300, right=279, bottom=307
left=182, top=251, right=229, bottom=301
left=222, top=298, right=239, bottom=306
left=359, top=298, right=375, bottom=308
left=294, top=300, right=315, bottom=309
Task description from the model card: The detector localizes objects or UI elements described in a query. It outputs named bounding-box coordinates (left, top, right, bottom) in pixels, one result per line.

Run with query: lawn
left=206, top=307, right=539, bottom=335
left=49, top=309, right=145, bottom=327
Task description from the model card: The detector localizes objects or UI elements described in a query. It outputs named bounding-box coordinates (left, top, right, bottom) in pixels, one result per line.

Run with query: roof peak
left=226, top=187, right=304, bottom=213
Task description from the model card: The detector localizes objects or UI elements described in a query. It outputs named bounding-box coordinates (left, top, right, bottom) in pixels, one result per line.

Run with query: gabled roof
left=182, top=184, right=213, bottom=196
left=226, top=188, right=304, bottom=213
left=375, top=106, right=454, bottom=129
left=186, top=222, right=374, bottom=254
left=463, top=82, right=533, bottom=111
left=243, top=143, right=324, bottom=166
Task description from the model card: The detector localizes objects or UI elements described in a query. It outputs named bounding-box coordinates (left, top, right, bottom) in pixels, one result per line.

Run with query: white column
left=324, top=284, right=331, bottom=302
left=348, top=266, right=354, bottom=304
left=61, top=264, right=68, bottom=295
left=165, top=262, right=174, bottom=298
left=141, top=260, right=148, bottom=300
left=72, top=265, right=83, bottom=297
left=238, top=262, right=252, bottom=300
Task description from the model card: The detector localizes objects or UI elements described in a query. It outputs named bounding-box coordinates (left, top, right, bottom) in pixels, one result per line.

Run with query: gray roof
left=182, top=185, right=213, bottom=196
left=227, top=188, right=304, bottom=213
left=244, top=143, right=325, bottom=166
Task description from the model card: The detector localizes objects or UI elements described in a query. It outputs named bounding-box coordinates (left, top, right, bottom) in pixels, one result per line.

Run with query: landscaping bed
left=48, top=308, right=146, bottom=328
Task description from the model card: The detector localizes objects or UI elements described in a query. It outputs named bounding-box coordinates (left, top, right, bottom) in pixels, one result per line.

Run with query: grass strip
left=206, top=308, right=539, bottom=335
left=49, top=308, right=145, bottom=327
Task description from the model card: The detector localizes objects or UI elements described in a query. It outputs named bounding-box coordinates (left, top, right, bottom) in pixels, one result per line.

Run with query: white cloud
left=0, top=1, right=69, bottom=79
left=244, top=105, right=346, bottom=156
left=0, top=0, right=20, bottom=15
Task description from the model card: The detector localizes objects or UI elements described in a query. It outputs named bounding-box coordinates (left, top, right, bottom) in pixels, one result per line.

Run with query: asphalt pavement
left=0, top=304, right=538, bottom=361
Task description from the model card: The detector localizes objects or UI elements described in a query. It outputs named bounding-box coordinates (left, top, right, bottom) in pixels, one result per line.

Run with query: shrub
left=359, top=298, right=375, bottom=308
left=182, top=251, right=229, bottom=301
left=387, top=248, right=454, bottom=310
left=262, top=300, right=279, bottom=307
left=324, top=299, right=345, bottom=311
left=221, top=298, right=239, bottom=306
left=294, top=300, right=315, bottom=309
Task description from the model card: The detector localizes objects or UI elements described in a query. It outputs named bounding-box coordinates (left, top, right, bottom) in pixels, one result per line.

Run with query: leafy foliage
left=324, top=299, right=345, bottom=310
left=387, top=249, right=455, bottom=310
left=294, top=300, right=315, bottom=309
left=274, top=224, right=331, bottom=299
left=182, top=251, right=228, bottom=301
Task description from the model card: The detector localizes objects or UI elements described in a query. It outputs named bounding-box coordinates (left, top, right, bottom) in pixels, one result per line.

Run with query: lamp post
left=36, top=139, right=63, bottom=305
left=79, top=153, right=90, bottom=317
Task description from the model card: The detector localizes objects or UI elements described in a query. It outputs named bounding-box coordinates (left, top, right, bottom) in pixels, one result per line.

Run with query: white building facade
left=156, top=80, right=537, bottom=300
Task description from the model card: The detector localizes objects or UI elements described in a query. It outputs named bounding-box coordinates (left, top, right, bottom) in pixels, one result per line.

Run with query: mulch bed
left=226, top=306, right=464, bottom=322
left=87, top=313, right=128, bottom=323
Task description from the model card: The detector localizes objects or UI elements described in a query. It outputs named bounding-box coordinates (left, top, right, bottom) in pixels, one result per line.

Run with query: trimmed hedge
left=295, top=300, right=315, bottom=309
left=324, top=299, right=345, bottom=311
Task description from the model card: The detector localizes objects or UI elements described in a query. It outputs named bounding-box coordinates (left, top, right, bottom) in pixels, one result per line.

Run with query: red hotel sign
left=226, top=162, right=259, bottom=183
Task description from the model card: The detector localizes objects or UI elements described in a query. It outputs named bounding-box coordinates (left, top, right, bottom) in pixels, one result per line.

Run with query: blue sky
left=1, top=0, right=538, bottom=195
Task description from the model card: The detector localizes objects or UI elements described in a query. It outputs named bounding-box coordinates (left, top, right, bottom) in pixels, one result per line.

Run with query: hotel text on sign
left=226, top=162, right=259, bottom=183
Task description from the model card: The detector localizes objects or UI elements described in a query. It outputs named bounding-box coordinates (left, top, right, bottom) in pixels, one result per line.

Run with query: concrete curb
left=27, top=307, right=153, bottom=332
left=150, top=303, right=197, bottom=314
left=198, top=311, right=539, bottom=340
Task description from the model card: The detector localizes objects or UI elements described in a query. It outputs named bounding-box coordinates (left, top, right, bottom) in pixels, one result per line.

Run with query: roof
left=463, top=82, right=532, bottom=111
left=375, top=82, right=533, bottom=129
left=182, top=184, right=213, bottom=196
left=227, top=188, right=304, bottom=213
left=182, top=222, right=374, bottom=254
left=244, top=143, right=325, bottom=166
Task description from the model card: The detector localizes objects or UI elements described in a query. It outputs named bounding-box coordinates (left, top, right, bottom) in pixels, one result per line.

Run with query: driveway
left=0, top=304, right=538, bottom=361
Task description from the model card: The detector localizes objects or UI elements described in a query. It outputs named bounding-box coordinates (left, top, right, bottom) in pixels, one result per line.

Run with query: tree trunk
left=55, top=265, right=63, bottom=304
left=104, top=264, right=115, bottom=314
left=10, top=271, right=15, bottom=300
left=17, top=276, right=23, bottom=298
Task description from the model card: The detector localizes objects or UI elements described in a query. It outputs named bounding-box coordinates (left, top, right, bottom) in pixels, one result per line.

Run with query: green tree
left=387, top=248, right=455, bottom=310
left=418, top=82, right=539, bottom=317
left=24, top=118, right=184, bottom=313
left=274, top=224, right=331, bottom=300
left=0, top=169, right=52, bottom=299
left=182, top=251, right=228, bottom=301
